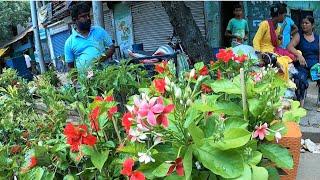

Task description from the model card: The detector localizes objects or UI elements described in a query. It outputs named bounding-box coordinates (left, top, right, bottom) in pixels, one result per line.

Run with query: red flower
left=201, top=84, right=213, bottom=93
left=105, top=96, right=118, bottom=119
left=167, top=157, right=184, bottom=176
left=199, top=66, right=209, bottom=76
left=234, top=54, right=247, bottom=63
left=122, top=112, right=133, bottom=133
left=217, top=69, right=222, bottom=80
left=89, top=107, right=100, bottom=131
left=153, top=78, right=166, bottom=94
left=121, top=158, right=146, bottom=180
left=29, top=156, right=37, bottom=168
left=156, top=97, right=174, bottom=128
left=155, top=61, right=168, bottom=74
left=95, top=96, right=104, bottom=101
left=64, top=123, right=97, bottom=152
left=131, top=171, right=145, bottom=180
left=216, top=49, right=234, bottom=63
left=10, top=145, right=22, bottom=154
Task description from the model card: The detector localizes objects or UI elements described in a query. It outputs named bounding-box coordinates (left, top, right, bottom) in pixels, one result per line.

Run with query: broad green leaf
left=63, top=175, right=75, bottom=180
left=91, top=150, right=109, bottom=172
left=248, top=98, right=265, bottom=118
left=51, top=144, right=67, bottom=153
left=80, top=145, right=94, bottom=156
left=224, top=117, right=248, bottom=131
left=152, top=162, right=172, bottom=177
left=211, top=128, right=251, bottom=150
left=184, top=108, right=200, bottom=128
left=251, top=165, right=268, bottom=180
left=266, top=167, right=280, bottom=180
left=248, top=151, right=262, bottom=166
left=227, top=164, right=251, bottom=180
left=259, top=143, right=293, bottom=169
left=194, top=62, right=205, bottom=71
left=210, top=79, right=241, bottom=94
left=188, top=123, right=205, bottom=146
left=195, top=144, right=244, bottom=178
left=191, top=103, right=214, bottom=112
left=118, top=143, right=146, bottom=154
left=213, top=102, right=243, bottom=116
left=183, top=146, right=193, bottom=180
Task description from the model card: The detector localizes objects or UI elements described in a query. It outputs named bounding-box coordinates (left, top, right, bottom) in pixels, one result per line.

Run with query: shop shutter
left=131, top=2, right=205, bottom=51
left=104, top=9, right=116, bottom=40
left=51, top=30, right=70, bottom=57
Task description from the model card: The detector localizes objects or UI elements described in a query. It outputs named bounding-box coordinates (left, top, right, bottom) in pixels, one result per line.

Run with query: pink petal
left=134, top=97, right=141, bottom=107
left=149, top=97, right=158, bottom=107
left=262, top=123, right=268, bottom=129
left=157, top=97, right=164, bottom=105
left=163, top=104, right=174, bottom=113
left=151, top=104, right=165, bottom=113
left=258, top=131, right=265, bottom=140
left=253, top=131, right=259, bottom=138
left=147, top=111, right=157, bottom=126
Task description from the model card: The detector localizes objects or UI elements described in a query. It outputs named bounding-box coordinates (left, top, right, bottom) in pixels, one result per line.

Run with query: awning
left=0, top=47, right=9, bottom=57
left=1, top=26, right=33, bottom=48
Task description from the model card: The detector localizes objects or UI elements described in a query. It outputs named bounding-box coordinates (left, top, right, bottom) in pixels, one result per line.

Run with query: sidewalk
left=297, top=81, right=320, bottom=179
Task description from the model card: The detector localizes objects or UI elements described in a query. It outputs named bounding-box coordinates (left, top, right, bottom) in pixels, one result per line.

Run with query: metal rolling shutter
left=51, top=30, right=70, bottom=57
left=131, top=2, right=205, bottom=51
left=104, top=9, right=115, bottom=40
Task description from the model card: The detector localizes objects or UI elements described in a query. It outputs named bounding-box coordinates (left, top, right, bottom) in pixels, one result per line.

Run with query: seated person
left=287, top=16, right=319, bottom=108
left=64, top=2, right=115, bottom=76
left=253, top=3, right=294, bottom=81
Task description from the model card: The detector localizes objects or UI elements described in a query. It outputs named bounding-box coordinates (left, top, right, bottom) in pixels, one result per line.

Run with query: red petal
left=95, top=96, right=103, bottom=101
left=121, top=158, right=134, bottom=176
left=130, top=171, right=146, bottom=180
left=83, top=135, right=97, bottom=146
left=176, top=164, right=184, bottom=176
left=166, top=164, right=176, bottom=176
left=104, top=96, right=114, bottom=102
left=163, top=104, right=174, bottom=113
left=156, top=114, right=169, bottom=128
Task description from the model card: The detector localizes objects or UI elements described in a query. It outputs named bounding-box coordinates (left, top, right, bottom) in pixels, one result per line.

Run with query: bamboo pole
left=240, top=68, right=248, bottom=121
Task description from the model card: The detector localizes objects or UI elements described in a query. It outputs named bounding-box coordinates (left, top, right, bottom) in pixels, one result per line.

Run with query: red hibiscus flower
left=155, top=61, right=168, bottom=74
left=201, top=84, right=213, bottom=93
left=153, top=78, right=166, bottom=94
left=167, top=157, right=184, bottom=176
left=199, top=66, right=209, bottom=76
left=121, top=158, right=146, bottom=180
left=105, top=96, right=118, bottom=119
left=216, top=49, right=234, bottom=63
left=29, top=156, right=37, bottom=169
left=122, top=112, right=133, bottom=133
left=234, top=54, right=247, bottom=63
left=63, top=123, right=97, bottom=152
left=89, top=107, right=100, bottom=131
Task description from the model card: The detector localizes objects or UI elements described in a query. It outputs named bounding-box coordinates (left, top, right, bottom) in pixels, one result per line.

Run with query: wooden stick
left=240, top=68, right=248, bottom=121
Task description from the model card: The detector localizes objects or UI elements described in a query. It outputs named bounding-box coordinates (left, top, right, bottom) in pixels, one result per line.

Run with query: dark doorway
left=291, top=9, right=313, bottom=31
left=221, top=1, right=242, bottom=47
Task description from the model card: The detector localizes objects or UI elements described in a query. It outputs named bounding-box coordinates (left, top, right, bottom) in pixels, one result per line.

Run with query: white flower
left=138, top=152, right=155, bottom=164
left=189, top=69, right=195, bottom=79
left=186, top=99, right=193, bottom=106
left=129, top=128, right=148, bottom=143
left=174, top=86, right=182, bottom=98
left=153, top=133, right=164, bottom=145
left=125, top=105, right=135, bottom=113
left=165, top=77, right=171, bottom=85
left=87, top=70, right=94, bottom=79
left=195, top=161, right=201, bottom=170
left=275, top=131, right=282, bottom=143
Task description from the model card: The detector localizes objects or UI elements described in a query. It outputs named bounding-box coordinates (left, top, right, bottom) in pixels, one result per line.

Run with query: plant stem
left=240, top=68, right=249, bottom=121
left=111, top=117, right=122, bottom=143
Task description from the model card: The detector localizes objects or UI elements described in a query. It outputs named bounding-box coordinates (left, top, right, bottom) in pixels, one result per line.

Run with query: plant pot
left=277, top=121, right=302, bottom=180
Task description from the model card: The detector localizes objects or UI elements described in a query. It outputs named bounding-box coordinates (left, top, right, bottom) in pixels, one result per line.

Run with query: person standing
left=225, top=4, right=249, bottom=47
left=278, top=4, right=298, bottom=49
left=23, top=51, right=32, bottom=72
left=64, top=2, right=115, bottom=74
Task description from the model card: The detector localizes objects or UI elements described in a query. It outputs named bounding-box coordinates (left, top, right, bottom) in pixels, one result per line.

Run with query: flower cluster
left=216, top=49, right=247, bottom=64
left=121, top=94, right=174, bottom=142
left=252, top=122, right=283, bottom=143
left=121, top=158, right=145, bottom=180
left=64, top=123, right=97, bottom=152
left=155, top=61, right=168, bottom=74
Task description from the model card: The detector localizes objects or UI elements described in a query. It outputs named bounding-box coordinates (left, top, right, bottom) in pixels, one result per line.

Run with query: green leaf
left=211, top=128, right=251, bottom=150
left=251, top=165, right=268, bottom=180
left=224, top=117, right=248, bottom=131
left=183, top=146, right=193, bottom=180
left=191, top=102, right=214, bottom=112
left=195, top=144, right=244, bottom=178
left=213, top=102, right=243, bottom=116
left=266, top=167, right=280, bottom=180
left=227, top=164, right=251, bottom=180
left=210, top=79, right=241, bottom=94
left=248, top=98, right=266, bottom=118
left=91, top=150, right=109, bottom=172
left=63, top=175, right=75, bottom=180
left=188, top=123, right=205, bottom=146
left=80, top=145, right=94, bottom=156
left=259, top=143, right=293, bottom=169
left=152, top=162, right=172, bottom=177
left=184, top=108, right=200, bottom=128
left=194, top=62, right=205, bottom=71
left=51, top=144, right=67, bottom=153
left=248, top=151, right=262, bottom=166
left=118, top=143, right=146, bottom=154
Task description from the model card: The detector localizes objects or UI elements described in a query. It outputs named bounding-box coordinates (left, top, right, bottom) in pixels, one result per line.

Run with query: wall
left=204, top=1, right=221, bottom=48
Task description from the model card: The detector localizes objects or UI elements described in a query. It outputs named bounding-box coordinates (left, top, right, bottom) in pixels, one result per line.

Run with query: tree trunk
left=161, top=1, right=212, bottom=64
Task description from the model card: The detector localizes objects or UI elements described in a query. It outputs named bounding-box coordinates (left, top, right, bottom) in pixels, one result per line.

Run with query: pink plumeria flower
left=135, top=97, right=165, bottom=126
left=253, top=72, right=263, bottom=82
left=253, top=123, right=269, bottom=140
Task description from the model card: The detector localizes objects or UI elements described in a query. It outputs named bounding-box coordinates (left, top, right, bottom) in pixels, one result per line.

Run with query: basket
left=278, top=122, right=302, bottom=180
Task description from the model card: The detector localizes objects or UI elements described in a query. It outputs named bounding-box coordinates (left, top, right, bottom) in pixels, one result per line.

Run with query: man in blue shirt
left=65, top=2, right=114, bottom=73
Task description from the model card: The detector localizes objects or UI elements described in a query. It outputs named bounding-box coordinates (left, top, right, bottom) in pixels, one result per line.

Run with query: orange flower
left=155, top=61, right=168, bottom=74
left=89, top=107, right=101, bottom=131
left=153, top=78, right=166, bottom=94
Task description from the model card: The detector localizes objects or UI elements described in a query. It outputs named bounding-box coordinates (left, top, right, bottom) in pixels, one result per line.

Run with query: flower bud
left=165, top=76, right=171, bottom=85
left=186, top=99, right=193, bottom=106
left=189, top=69, right=196, bottom=79
left=174, top=86, right=182, bottom=98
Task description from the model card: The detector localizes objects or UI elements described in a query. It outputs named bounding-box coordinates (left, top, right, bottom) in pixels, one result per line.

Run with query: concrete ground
left=297, top=81, right=320, bottom=179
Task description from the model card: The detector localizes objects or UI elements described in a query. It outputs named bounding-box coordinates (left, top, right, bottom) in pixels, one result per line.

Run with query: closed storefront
left=48, top=22, right=70, bottom=57
left=131, top=1, right=205, bottom=51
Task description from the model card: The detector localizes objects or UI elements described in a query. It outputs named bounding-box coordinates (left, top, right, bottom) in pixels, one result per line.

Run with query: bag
left=310, top=63, right=320, bottom=81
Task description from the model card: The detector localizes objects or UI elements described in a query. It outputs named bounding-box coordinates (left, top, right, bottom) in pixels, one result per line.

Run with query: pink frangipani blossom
left=253, top=123, right=269, bottom=140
